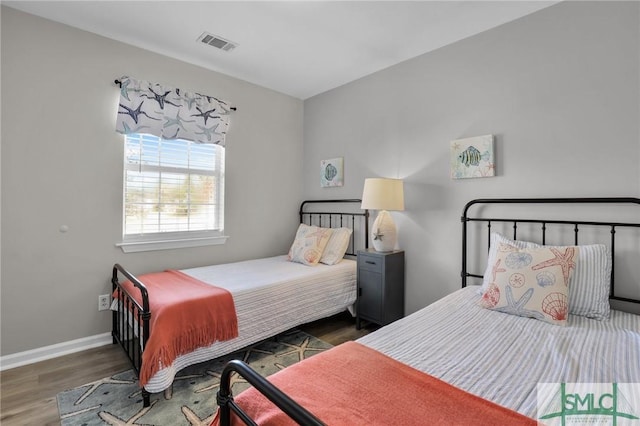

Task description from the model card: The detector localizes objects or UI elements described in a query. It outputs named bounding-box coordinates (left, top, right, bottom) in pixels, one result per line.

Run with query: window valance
left=115, top=76, right=231, bottom=146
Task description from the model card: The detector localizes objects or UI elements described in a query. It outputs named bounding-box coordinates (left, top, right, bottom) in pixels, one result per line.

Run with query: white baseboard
left=0, top=332, right=113, bottom=371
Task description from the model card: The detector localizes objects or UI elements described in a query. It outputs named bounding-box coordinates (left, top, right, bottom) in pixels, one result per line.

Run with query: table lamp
left=361, top=178, right=404, bottom=252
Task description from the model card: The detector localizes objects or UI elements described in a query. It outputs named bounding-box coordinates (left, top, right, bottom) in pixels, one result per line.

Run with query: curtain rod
left=114, top=79, right=237, bottom=111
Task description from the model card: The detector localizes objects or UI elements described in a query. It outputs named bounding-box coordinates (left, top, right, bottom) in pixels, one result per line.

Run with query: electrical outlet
left=98, top=294, right=111, bottom=311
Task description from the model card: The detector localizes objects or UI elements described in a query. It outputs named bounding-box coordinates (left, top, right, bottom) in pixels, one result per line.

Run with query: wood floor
left=0, top=312, right=377, bottom=425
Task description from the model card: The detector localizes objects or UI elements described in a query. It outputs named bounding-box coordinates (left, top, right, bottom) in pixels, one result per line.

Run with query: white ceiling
left=4, top=1, right=557, bottom=99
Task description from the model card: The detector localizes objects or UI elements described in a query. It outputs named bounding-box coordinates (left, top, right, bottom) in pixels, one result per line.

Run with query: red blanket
left=213, top=341, right=535, bottom=425
left=117, top=270, right=238, bottom=386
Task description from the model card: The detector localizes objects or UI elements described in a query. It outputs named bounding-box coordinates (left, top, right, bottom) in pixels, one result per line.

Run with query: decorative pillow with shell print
left=478, top=243, right=579, bottom=326
left=287, top=224, right=333, bottom=266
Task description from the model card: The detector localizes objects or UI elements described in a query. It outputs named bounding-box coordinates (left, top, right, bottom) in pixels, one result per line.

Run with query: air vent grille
left=197, top=32, right=237, bottom=52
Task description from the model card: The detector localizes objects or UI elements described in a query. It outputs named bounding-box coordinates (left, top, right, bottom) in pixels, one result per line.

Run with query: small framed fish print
left=320, top=157, right=344, bottom=187
left=450, top=135, right=495, bottom=179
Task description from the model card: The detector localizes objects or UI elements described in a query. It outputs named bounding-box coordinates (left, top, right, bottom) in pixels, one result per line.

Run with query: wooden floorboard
left=0, top=312, right=376, bottom=425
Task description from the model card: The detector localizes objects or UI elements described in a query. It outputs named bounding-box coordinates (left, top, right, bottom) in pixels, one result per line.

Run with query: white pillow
left=320, top=227, right=353, bottom=265
left=481, top=233, right=611, bottom=320
left=287, top=224, right=332, bottom=266
left=479, top=244, right=577, bottom=326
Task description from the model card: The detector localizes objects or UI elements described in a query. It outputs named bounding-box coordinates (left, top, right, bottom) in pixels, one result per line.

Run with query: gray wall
left=303, top=1, right=640, bottom=314
left=1, top=7, right=303, bottom=355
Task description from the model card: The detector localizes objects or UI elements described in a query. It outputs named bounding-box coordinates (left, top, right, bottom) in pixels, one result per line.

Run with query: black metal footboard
left=216, top=360, right=325, bottom=426
left=111, top=263, right=152, bottom=407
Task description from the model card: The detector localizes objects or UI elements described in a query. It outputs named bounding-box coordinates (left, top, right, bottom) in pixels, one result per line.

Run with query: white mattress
left=144, top=255, right=357, bottom=393
left=358, top=286, right=640, bottom=419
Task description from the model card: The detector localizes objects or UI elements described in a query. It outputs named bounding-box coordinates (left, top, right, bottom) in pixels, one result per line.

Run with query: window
left=117, top=133, right=226, bottom=252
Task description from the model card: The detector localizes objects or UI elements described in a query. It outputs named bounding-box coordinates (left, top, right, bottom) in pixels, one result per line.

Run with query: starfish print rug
left=56, top=329, right=332, bottom=426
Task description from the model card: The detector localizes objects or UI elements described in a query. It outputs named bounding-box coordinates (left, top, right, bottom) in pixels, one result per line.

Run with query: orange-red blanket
left=117, top=270, right=238, bottom=386
left=213, top=341, right=535, bottom=426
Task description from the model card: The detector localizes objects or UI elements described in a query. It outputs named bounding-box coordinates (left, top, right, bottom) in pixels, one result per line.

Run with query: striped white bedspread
left=358, top=286, right=640, bottom=419
left=144, top=255, right=357, bottom=393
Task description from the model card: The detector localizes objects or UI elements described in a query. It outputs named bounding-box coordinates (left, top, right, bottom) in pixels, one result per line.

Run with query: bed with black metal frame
left=110, top=199, right=369, bottom=407
left=214, top=197, right=640, bottom=426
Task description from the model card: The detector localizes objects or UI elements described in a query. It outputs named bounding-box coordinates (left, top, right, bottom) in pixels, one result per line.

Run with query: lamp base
left=371, top=210, right=397, bottom=252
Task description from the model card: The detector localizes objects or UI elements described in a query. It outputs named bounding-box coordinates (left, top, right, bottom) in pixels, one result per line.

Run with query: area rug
left=56, top=329, right=332, bottom=425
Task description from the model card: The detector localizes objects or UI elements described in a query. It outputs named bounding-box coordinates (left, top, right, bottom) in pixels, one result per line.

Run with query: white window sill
left=116, top=235, right=229, bottom=253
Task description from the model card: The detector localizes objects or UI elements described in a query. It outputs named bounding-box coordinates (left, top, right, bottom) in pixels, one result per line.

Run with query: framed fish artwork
left=320, top=157, right=344, bottom=187
left=450, top=134, right=495, bottom=179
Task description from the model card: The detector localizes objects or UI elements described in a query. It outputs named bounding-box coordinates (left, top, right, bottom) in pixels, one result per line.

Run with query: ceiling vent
left=197, top=32, right=238, bottom=52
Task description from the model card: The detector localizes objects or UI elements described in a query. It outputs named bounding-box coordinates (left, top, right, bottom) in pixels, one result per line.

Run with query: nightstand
left=356, top=249, right=405, bottom=329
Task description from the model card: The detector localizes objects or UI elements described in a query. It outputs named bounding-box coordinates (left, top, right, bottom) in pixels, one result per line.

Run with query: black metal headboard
left=299, top=199, right=369, bottom=256
left=461, top=197, right=640, bottom=306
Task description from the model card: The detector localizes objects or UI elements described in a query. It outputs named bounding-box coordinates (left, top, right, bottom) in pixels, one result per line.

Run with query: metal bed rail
left=461, top=197, right=640, bottom=305
left=216, top=359, right=325, bottom=426
left=299, top=199, right=369, bottom=256
left=111, top=263, right=152, bottom=406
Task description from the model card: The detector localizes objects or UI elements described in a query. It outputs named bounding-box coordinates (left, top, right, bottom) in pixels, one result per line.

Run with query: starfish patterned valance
left=115, top=76, right=231, bottom=146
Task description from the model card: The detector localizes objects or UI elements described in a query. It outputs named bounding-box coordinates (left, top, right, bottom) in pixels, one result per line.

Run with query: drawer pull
left=365, top=260, right=377, bottom=265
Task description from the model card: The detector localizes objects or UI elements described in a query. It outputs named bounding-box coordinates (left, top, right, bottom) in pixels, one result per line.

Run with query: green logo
left=538, top=383, right=640, bottom=425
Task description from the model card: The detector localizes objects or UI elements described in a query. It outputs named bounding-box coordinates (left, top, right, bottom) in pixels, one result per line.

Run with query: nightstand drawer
left=358, top=254, right=383, bottom=272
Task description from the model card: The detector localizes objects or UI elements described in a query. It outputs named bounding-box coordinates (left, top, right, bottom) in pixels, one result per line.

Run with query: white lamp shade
left=360, top=178, right=404, bottom=211
left=361, top=178, right=404, bottom=252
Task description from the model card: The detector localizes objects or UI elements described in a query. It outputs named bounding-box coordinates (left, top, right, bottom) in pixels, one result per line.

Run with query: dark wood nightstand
left=356, top=249, right=405, bottom=329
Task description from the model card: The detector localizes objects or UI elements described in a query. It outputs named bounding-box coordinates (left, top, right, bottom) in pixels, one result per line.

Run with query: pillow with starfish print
left=480, top=232, right=611, bottom=320
left=288, top=224, right=333, bottom=266
left=479, top=243, right=579, bottom=326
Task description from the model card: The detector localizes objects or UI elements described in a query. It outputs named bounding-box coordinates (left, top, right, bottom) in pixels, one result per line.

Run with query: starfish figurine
left=373, top=230, right=384, bottom=241
left=532, top=247, right=577, bottom=286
